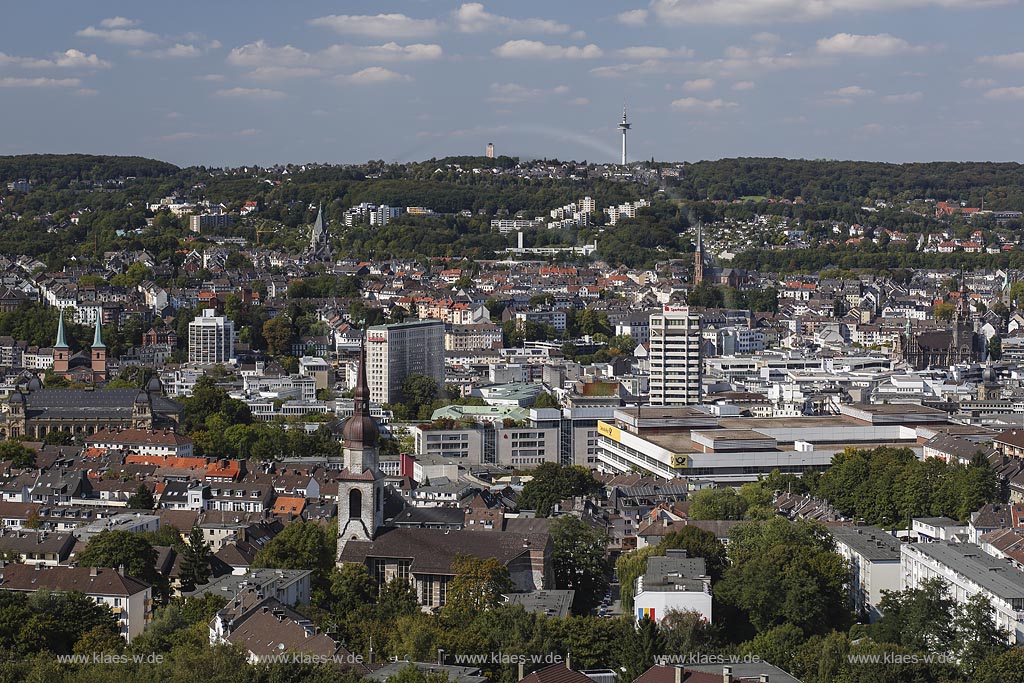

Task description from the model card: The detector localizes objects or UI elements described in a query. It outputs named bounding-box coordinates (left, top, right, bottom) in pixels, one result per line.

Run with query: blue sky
left=2, top=0, right=1023, bottom=166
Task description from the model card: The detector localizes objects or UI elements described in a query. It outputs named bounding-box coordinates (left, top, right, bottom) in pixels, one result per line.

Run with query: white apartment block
left=901, top=541, right=1024, bottom=644
left=830, top=526, right=902, bottom=622
left=366, top=319, right=445, bottom=405
left=649, top=306, right=702, bottom=405
left=188, top=309, right=235, bottom=364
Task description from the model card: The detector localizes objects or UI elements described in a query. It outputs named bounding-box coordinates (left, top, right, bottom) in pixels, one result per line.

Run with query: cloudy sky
left=2, top=0, right=1023, bottom=166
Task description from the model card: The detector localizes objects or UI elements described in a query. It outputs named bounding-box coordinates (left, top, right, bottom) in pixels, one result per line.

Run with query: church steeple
left=92, top=315, right=105, bottom=349
left=53, top=310, right=70, bottom=375
left=342, top=339, right=379, bottom=469
left=336, top=334, right=384, bottom=565
left=91, top=314, right=107, bottom=381
left=55, top=310, right=69, bottom=349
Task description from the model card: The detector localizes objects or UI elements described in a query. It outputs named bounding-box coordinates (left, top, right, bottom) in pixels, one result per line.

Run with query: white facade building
left=366, top=319, right=445, bottom=405
left=901, top=541, right=1024, bottom=644
left=188, top=309, right=235, bottom=364
left=830, top=525, right=902, bottom=622
left=633, top=550, right=712, bottom=625
left=649, top=306, right=702, bottom=405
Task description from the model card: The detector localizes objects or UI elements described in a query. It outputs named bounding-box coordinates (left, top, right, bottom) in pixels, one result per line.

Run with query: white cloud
left=227, top=40, right=442, bottom=69
left=4, top=49, right=111, bottom=69
left=649, top=0, right=1011, bottom=26
left=77, top=24, right=159, bottom=46
left=213, top=87, right=287, bottom=100
left=590, top=61, right=667, bottom=78
left=828, top=85, right=874, bottom=97
left=984, top=86, right=1024, bottom=100
left=617, top=46, right=693, bottom=59
left=320, top=42, right=443, bottom=63
left=881, top=91, right=924, bottom=103
left=732, top=80, right=755, bottom=90
left=227, top=41, right=309, bottom=66
left=493, top=40, right=602, bottom=59
left=234, top=128, right=260, bottom=137
left=816, top=33, right=926, bottom=57
left=0, top=77, right=81, bottom=88
left=335, top=67, right=413, bottom=85
left=75, top=88, right=99, bottom=96
left=155, top=44, right=202, bottom=58
left=752, top=32, right=782, bottom=43
left=99, top=17, right=138, bottom=29
left=195, top=74, right=225, bottom=82
left=961, top=77, right=996, bottom=88
left=670, top=96, right=738, bottom=111
left=683, top=78, right=715, bottom=91
left=309, top=13, right=440, bottom=38
left=569, top=97, right=590, bottom=106
left=486, top=82, right=570, bottom=103
left=617, top=9, right=649, bottom=26
left=977, top=51, right=1024, bottom=68
left=453, top=3, right=569, bottom=34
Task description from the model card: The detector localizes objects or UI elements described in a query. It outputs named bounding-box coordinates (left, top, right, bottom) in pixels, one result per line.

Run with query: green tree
left=77, top=530, right=161, bottom=588
left=517, top=463, right=601, bottom=517
left=442, top=555, right=513, bottom=621
left=401, top=372, right=439, bottom=416
left=974, top=647, right=1024, bottom=683
left=533, top=392, right=560, bottom=409
left=954, top=593, right=1008, bottom=676
left=872, top=576, right=958, bottom=655
left=42, top=430, right=73, bottom=446
left=621, top=616, right=664, bottom=682
left=688, top=487, right=750, bottom=520
left=178, top=526, right=213, bottom=592
left=549, top=516, right=609, bottom=613
left=126, top=484, right=155, bottom=510
left=989, top=335, right=1002, bottom=361
left=715, top=519, right=851, bottom=640
left=253, top=520, right=335, bottom=592
left=331, top=563, right=378, bottom=616
left=263, top=315, right=294, bottom=355
left=0, top=441, right=36, bottom=469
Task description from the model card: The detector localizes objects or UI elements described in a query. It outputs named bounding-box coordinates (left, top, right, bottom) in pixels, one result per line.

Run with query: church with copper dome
left=336, top=341, right=385, bottom=562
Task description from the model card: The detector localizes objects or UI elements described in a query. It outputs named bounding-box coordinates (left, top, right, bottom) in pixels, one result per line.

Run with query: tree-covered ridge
left=677, top=157, right=1024, bottom=206
left=0, top=154, right=179, bottom=184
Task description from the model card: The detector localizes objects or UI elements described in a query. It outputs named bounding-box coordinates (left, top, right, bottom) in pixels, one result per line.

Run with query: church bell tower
left=336, top=339, right=385, bottom=564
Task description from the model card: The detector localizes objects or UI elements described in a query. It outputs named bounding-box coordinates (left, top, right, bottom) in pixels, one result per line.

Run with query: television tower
left=618, top=103, right=631, bottom=165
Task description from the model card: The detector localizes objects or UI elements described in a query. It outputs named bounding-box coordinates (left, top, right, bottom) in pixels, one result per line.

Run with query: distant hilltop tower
left=618, top=103, right=631, bottom=165
left=486, top=142, right=495, bottom=159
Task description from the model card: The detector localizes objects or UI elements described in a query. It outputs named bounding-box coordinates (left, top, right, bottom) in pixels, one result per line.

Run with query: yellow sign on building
left=670, top=453, right=689, bottom=469
left=597, top=421, right=620, bottom=441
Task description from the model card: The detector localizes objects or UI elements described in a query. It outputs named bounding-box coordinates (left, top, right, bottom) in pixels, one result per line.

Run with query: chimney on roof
left=759, top=676, right=769, bottom=683
left=723, top=666, right=733, bottom=683
left=674, top=665, right=683, bottom=683
left=90, top=566, right=98, bottom=577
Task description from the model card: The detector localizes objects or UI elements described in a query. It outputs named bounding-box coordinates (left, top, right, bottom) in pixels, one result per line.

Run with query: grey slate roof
left=829, top=525, right=902, bottom=562
left=22, top=388, right=182, bottom=420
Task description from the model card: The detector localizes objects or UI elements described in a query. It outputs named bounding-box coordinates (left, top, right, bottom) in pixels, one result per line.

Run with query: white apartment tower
left=188, top=309, right=235, bottom=364
left=648, top=305, right=702, bottom=405
left=366, top=319, right=445, bottom=404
